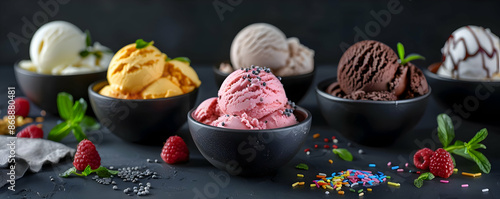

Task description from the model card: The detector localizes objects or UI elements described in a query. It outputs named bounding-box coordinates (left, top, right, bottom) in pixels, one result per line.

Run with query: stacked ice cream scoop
left=434, top=25, right=500, bottom=81
left=194, top=66, right=297, bottom=130
left=327, top=40, right=429, bottom=101
left=19, top=21, right=113, bottom=75
left=222, top=23, right=314, bottom=77
left=99, top=41, right=201, bottom=99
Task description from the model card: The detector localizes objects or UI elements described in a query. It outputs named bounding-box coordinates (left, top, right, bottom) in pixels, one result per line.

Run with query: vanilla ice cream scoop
left=20, top=21, right=113, bottom=75
left=29, top=21, right=85, bottom=74
left=438, top=26, right=500, bottom=80
left=230, top=23, right=314, bottom=76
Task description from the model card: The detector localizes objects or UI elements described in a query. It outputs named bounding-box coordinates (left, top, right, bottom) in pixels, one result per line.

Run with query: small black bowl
left=424, top=66, right=500, bottom=125
left=316, top=78, right=431, bottom=147
left=188, top=106, right=312, bottom=176
left=212, top=63, right=315, bottom=103
left=14, top=64, right=106, bottom=115
left=88, top=80, right=198, bottom=144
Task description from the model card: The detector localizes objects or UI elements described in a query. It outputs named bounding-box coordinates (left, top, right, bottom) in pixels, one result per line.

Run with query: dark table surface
left=1, top=65, right=499, bottom=199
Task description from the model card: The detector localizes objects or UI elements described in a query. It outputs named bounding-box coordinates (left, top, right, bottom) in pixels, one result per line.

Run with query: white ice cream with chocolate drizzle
left=438, top=26, right=500, bottom=81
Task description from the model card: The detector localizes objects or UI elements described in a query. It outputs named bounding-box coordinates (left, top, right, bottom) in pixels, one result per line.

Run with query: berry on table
left=73, top=139, right=101, bottom=170
left=161, top=135, right=189, bottom=164
left=429, top=148, right=454, bottom=178
left=16, top=124, right=43, bottom=138
left=14, top=97, right=30, bottom=117
left=413, top=148, right=435, bottom=170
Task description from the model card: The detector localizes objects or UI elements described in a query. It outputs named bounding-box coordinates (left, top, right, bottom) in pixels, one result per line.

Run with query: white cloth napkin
left=0, top=136, right=75, bottom=188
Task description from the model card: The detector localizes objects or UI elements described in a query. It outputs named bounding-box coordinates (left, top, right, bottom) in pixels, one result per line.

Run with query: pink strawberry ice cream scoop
left=193, top=66, right=298, bottom=129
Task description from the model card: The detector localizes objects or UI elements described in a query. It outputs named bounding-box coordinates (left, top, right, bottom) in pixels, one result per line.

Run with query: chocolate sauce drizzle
left=442, top=26, right=500, bottom=79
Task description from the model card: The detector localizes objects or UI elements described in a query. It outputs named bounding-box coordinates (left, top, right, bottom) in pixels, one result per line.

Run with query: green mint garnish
left=396, top=42, right=425, bottom=65
left=437, top=114, right=491, bottom=173
left=135, top=39, right=153, bottom=49
left=332, top=148, right=353, bottom=161
left=85, top=30, right=92, bottom=47
left=437, top=114, right=455, bottom=147
left=60, top=165, right=118, bottom=178
left=295, top=163, right=309, bottom=170
left=79, top=30, right=110, bottom=59
left=80, top=50, right=90, bottom=58
left=166, top=56, right=191, bottom=64
left=414, top=172, right=434, bottom=188
left=48, top=92, right=100, bottom=142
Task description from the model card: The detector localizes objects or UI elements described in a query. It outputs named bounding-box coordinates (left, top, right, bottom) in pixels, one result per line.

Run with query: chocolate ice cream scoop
left=331, top=40, right=428, bottom=101
left=337, top=40, right=401, bottom=95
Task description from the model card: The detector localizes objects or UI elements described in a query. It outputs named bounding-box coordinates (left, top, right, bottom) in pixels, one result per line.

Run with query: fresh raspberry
left=16, top=124, right=43, bottom=138
left=73, top=139, right=101, bottom=170
left=14, top=97, right=30, bottom=117
left=413, top=148, right=435, bottom=170
left=161, top=135, right=189, bottom=164
left=429, top=148, right=454, bottom=178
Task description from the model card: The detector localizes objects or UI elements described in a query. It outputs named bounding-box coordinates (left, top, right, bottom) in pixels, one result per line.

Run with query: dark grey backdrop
left=1, top=0, right=499, bottom=66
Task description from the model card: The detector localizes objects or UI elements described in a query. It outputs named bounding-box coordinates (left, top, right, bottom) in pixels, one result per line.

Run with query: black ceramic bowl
left=424, top=66, right=500, bottom=125
left=316, top=78, right=431, bottom=146
left=14, top=64, right=106, bottom=115
left=88, top=80, right=198, bottom=144
left=212, top=63, right=315, bottom=103
left=188, top=106, right=311, bottom=176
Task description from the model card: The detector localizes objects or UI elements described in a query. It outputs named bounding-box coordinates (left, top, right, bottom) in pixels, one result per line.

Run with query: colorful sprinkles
left=306, top=169, right=388, bottom=194
left=462, top=172, right=481, bottom=177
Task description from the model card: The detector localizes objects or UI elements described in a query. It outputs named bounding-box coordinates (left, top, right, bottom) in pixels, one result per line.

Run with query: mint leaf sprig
left=135, top=39, right=153, bottom=49
left=166, top=56, right=191, bottom=64
left=333, top=148, right=353, bottom=161
left=414, top=172, right=434, bottom=188
left=60, top=165, right=118, bottom=178
left=437, top=114, right=491, bottom=173
left=48, top=92, right=100, bottom=142
left=396, top=42, right=425, bottom=65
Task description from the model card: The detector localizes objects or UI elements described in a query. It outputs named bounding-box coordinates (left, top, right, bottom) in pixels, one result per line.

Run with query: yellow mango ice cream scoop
left=99, top=39, right=201, bottom=99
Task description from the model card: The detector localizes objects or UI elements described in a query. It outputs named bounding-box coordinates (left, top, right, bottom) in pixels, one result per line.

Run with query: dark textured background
left=1, top=0, right=499, bottom=66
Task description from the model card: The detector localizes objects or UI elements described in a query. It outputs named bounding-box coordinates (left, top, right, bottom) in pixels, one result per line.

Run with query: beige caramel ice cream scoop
left=230, top=23, right=314, bottom=76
